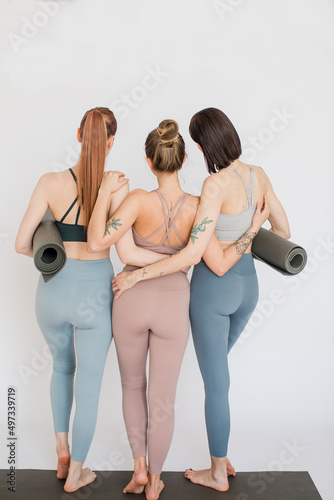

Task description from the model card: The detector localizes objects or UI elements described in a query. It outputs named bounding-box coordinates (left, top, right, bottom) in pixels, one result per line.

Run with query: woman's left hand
left=112, top=271, right=138, bottom=300
left=100, top=170, right=129, bottom=194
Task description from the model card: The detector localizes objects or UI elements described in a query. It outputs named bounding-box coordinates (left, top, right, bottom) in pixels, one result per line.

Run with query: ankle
left=211, top=456, right=228, bottom=477
left=56, top=433, right=70, bottom=452
left=68, top=461, right=84, bottom=478
left=134, top=457, right=147, bottom=473
left=148, top=472, right=161, bottom=485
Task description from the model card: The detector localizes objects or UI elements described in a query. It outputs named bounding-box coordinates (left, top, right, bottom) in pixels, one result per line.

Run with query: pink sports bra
left=132, top=189, right=189, bottom=255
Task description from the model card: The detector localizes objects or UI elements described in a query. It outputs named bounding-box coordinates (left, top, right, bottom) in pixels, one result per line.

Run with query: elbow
left=86, top=240, right=102, bottom=253
left=120, top=255, right=129, bottom=265
left=216, top=267, right=226, bottom=278
left=279, top=229, right=291, bottom=239
left=189, top=252, right=202, bottom=267
left=270, top=227, right=291, bottom=240
left=211, top=263, right=227, bottom=277
left=15, top=239, right=25, bottom=255
left=118, top=251, right=129, bottom=265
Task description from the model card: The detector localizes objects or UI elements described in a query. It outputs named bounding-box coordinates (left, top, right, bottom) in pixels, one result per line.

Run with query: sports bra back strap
left=69, top=168, right=77, bottom=183
left=249, top=165, right=254, bottom=206
left=60, top=196, right=78, bottom=223
left=167, top=193, right=188, bottom=245
left=155, top=189, right=171, bottom=245
left=228, top=166, right=252, bottom=208
left=75, top=205, right=81, bottom=225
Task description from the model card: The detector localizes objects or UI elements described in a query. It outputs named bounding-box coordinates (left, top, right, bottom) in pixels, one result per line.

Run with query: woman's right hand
left=112, top=270, right=140, bottom=299
left=251, top=194, right=270, bottom=232
left=100, top=170, right=129, bottom=194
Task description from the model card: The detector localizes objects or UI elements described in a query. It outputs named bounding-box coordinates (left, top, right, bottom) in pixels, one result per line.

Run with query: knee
left=204, top=374, right=230, bottom=396
left=121, top=376, right=147, bottom=392
left=53, top=363, right=76, bottom=375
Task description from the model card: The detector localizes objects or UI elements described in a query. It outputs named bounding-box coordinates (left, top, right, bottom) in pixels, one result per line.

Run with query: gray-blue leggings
left=35, top=258, right=113, bottom=462
left=189, top=254, right=258, bottom=458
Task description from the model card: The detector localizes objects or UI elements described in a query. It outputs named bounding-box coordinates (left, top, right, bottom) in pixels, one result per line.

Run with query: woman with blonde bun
left=88, top=118, right=269, bottom=500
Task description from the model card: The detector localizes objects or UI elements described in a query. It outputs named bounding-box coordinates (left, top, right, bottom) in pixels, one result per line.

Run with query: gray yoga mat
left=252, top=228, right=307, bottom=276
left=33, top=209, right=67, bottom=282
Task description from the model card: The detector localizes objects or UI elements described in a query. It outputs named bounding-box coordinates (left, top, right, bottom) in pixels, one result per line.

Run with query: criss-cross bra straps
left=227, top=165, right=254, bottom=208
left=141, top=189, right=189, bottom=245
left=59, top=168, right=81, bottom=225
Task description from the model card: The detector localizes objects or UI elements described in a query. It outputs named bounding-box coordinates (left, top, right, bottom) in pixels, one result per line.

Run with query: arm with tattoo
left=112, top=178, right=270, bottom=298
left=233, top=231, right=257, bottom=254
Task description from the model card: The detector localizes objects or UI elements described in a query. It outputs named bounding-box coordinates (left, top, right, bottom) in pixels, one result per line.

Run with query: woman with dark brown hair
left=111, top=108, right=289, bottom=493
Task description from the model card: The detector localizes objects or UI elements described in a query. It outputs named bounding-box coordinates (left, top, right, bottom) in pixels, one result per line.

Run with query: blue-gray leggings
left=189, top=254, right=258, bottom=458
left=35, top=258, right=113, bottom=462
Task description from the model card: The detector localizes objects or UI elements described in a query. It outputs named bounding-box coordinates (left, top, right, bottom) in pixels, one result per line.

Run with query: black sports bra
left=55, top=168, right=87, bottom=242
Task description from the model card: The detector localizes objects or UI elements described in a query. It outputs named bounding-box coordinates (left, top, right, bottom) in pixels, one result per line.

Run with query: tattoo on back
left=190, top=217, right=213, bottom=244
left=233, top=231, right=257, bottom=255
left=105, top=218, right=122, bottom=235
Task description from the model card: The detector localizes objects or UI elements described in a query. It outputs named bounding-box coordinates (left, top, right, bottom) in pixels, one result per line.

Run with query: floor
left=0, top=469, right=323, bottom=500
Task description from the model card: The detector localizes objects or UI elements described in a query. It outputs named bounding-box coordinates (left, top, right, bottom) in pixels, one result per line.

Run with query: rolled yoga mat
left=33, top=209, right=67, bottom=282
left=252, top=228, right=307, bottom=276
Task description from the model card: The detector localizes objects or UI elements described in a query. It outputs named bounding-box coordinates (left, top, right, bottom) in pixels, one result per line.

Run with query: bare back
left=133, top=189, right=199, bottom=248
left=212, top=161, right=289, bottom=252
left=45, top=168, right=109, bottom=261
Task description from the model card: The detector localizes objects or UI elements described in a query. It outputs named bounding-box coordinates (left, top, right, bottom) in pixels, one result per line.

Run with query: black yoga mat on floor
left=33, top=209, right=67, bottom=282
left=252, top=228, right=307, bottom=276
left=0, top=470, right=323, bottom=500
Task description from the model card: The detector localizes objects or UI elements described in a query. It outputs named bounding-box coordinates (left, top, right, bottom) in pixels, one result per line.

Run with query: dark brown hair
left=145, top=119, right=185, bottom=173
left=77, top=107, right=117, bottom=224
left=189, top=108, right=241, bottom=174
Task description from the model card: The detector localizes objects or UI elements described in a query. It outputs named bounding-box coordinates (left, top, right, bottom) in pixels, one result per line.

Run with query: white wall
left=1, top=0, right=333, bottom=499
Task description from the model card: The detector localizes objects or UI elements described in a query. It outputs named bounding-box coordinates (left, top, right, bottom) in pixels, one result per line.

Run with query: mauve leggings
left=112, top=270, right=190, bottom=475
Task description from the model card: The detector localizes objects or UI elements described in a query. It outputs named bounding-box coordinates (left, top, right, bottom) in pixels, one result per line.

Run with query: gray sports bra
left=215, top=165, right=256, bottom=241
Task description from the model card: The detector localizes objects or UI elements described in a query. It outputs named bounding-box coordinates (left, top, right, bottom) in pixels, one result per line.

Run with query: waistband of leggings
left=54, top=258, right=114, bottom=282
left=199, top=253, right=256, bottom=276
left=123, top=265, right=190, bottom=292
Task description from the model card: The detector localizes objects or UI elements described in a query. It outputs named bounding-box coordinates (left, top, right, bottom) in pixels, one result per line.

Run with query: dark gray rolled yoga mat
left=252, top=228, right=307, bottom=276
left=33, top=209, right=67, bottom=282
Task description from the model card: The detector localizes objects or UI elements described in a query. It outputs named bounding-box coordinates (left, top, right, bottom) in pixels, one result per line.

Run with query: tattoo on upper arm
left=105, top=218, right=122, bottom=235
left=233, top=232, right=257, bottom=255
left=190, top=217, right=213, bottom=244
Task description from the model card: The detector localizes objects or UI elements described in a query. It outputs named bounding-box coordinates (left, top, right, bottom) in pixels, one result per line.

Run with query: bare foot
left=227, top=458, right=236, bottom=477
left=185, top=460, right=236, bottom=479
left=56, top=448, right=71, bottom=479
left=64, top=467, right=96, bottom=492
left=184, top=468, right=229, bottom=492
left=124, top=469, right=148, bottom=494
left=145, top=477, right=165, bottom=500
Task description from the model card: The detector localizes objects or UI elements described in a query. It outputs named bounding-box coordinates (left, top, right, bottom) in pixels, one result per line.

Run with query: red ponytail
left=77, top=107, right=117, bottom=225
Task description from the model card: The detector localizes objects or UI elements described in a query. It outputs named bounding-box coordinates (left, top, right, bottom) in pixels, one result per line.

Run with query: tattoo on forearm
left=142, top=268, right=148, bottom=278
left=105, top=218, right=122, bottom=235
left=233, top=231, right=257, bottom=255
left=160, top=272, right=164, bottom=277
left=190, top=217, right=213, bottom=244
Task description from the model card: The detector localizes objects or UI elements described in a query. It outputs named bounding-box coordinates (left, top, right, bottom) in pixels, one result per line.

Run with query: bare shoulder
left=36, top=171, right=63, bottom=192
left=201, top=171, right=228, bottom=204
left=185, top=193, right=200, bottom=210
left=124, top=188, right=152, bottom=208
left=127, top=188, right=149, bottom=200
left=251, top=164, right=271, bottom=189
